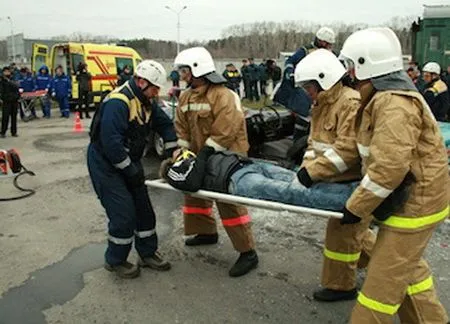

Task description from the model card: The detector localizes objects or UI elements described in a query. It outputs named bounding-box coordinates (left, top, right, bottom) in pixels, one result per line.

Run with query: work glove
left=284, top=67, right=294, bottom=81
left=341, top=207, right=362, bottom=225
left=372, top=171, right=416, bottom=221
left=197, top=146, right=216, bottom=162
left=122, top=162, right=145, bottom=189
left=296, top=167, right=313, bottom=188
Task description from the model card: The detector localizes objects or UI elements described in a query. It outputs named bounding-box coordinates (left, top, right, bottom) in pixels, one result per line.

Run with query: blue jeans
left=229, top=162, right=358, bottom=211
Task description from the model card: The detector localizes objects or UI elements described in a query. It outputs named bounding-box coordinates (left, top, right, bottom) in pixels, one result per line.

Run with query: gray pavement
left=0, top=115, right=448, bottom=324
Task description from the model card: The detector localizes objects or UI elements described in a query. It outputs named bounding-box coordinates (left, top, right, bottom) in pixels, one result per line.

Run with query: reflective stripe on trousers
left=324, top=248, right=361, bottom=262
left=357, top=275, right=435, bottom=315
left=222, top=215, right=251, bottom=227
left=183, top=206, right=213, bottom=216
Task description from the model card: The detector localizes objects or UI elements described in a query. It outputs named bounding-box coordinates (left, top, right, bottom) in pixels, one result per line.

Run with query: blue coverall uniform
left=87, top=78, right=177, bottom=266
left=50, top=73, right=72, bottom=118
left=273, top=44, right=315, bottom=117
left=35, top=65, right=52, bottom=117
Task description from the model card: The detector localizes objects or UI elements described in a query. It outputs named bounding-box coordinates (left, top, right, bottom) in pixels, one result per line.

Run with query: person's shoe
left=313, top=288, right=358, bottom=302
left=11, top=134, right=18, bottom=137
left=104, top=261, right=140, bottom=279
left=79, top=115, right=83, bottom=119
left=0, top=134, right=6, bottom=138
left=185, top=233, right=218, bottom=246
left=138, top=252, right=171, bottom=271
left=86, top=114, right=91, bottom=119
left=229, top=249, right=259, bottom=277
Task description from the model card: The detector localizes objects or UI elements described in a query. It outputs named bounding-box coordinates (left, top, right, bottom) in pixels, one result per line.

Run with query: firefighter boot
left=229, top=250, right=259, bottom=277
left=104, top=261, right=140, bottom=279
left=139, top=252, right=171, bottom=271
left=313, top=288, right=358, bottom=302
left=185, top=233, right=219, bottom=246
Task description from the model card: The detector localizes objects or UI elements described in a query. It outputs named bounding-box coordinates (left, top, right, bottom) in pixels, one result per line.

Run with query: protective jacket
left=18, top=73, right=35, bottom=92
left=35, top=65, right=51, bottom=91
left=301, top=82, right=361, bottom=183
left=90, top=78, right=177, bottom=172
left=165, top=148, right=251, bottom=193
left=346, top=84, right=449, bottom=233
left=423, top=79, right=449, bottom=122
left=175, top=83, right=249, bottom=154
left=50, top=73, right=72, bottom=98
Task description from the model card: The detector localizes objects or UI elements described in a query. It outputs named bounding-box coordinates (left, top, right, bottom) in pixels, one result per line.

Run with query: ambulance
left=31, top=42, right=142, bottom=108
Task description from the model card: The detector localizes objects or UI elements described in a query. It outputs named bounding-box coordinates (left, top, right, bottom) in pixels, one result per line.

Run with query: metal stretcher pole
left=145, top=179, right=343, bottom=219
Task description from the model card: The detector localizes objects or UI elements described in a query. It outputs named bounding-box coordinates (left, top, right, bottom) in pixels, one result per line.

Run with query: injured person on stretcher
left=161, top=147, right=414, bottom=218
left=161, top=146, right=358, bottom=212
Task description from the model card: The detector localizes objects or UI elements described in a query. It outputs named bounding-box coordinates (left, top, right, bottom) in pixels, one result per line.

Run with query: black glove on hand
left=123, top=163, right=145, bottom=189
left=197, top=146, right=216, bottom=161
left=372, top=171, right=416, bottom=221
left=341, top=207, right=362, bottom=225
left=297, top=167, right=313, bottom=188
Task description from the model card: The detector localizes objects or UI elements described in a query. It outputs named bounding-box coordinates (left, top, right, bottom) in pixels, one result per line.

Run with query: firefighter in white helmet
left=339, top=27, right=449, bottom=323
left=422, top=62, right=449, bottom=121
left=294, top=49, right=377, bottom=302
left=88, top=60, right=177, bottom=279
left=173, top=47, right=258, bottom=277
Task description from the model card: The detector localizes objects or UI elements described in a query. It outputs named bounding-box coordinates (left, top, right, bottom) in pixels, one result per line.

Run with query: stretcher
left=19, top=90, right=47, bottom=122
left=146, top=179, right=450, bottom=225
left=146, top=179, right=343, bottom=219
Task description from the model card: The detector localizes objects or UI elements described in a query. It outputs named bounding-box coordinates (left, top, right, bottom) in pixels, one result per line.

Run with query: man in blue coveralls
left=50, top=65, right=71, bottom=118
left=87, top=60, right=178, bottom=279
left=274, top=27, right=336, bottom=117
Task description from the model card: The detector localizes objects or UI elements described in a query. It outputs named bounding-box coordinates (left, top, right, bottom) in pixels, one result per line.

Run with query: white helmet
left=294, top=49, right=346, bottom=90
left=339, top=27, right=403, bottom=80
left=174, top=47, right=226, bottom=83
left=422, top=62, right=441, bottom=75
left=316, top=27, right=335, bottom=44
left=135, top=60, right=167, bottom=88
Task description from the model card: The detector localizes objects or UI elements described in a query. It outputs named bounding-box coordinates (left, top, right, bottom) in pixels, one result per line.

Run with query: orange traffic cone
left=73, top=112, right=84, bottom=133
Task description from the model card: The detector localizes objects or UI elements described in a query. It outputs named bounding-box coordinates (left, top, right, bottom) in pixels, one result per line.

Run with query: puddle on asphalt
left=0, top=182, right=181, bottom=324
left=0, top=243, right=105, bottom=324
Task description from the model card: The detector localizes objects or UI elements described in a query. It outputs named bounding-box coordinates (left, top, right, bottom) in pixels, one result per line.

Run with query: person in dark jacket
left=88, top=60, right=177, bottom=279
left=169, top=70, right=180, bottom=87
left=258, top=60, right=268, bottom=97
left=50, top=66, right=72, bottom=118
left=222, top=64, right=242, bottom=95
left=247, top=58, right=260, bottom=101
left=422, top=62, right=449, bottom=122
left=76, top=63, right=92, bottom=119
left=18, top=67, right=37, bottom=119
left=241, top=59, right=250, bottom=99
left=35, top=64, right=52, bottom=118
left=0, top=66, right=20, bottom=137
left=267, top=60, right=282, bottom=87
left=117, top=65, right=132, bottom=87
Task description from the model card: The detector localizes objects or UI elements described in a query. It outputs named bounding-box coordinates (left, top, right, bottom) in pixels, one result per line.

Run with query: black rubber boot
left=313, top=288, right=358, bottom=302
left=229, top=250, right=259, bottom=277
left=185, top=233, right=218, bottom=246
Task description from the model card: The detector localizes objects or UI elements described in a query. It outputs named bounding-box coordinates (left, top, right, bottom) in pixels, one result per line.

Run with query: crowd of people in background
left=221, top=58, right=282, bottom=102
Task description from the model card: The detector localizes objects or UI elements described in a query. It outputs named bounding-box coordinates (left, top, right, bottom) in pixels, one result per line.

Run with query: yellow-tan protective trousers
left=183, top=195, right=255, bottom=252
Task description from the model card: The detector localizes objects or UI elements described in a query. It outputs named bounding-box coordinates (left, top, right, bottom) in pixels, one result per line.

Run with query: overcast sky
left=1, top=0, right=448, bottom=42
